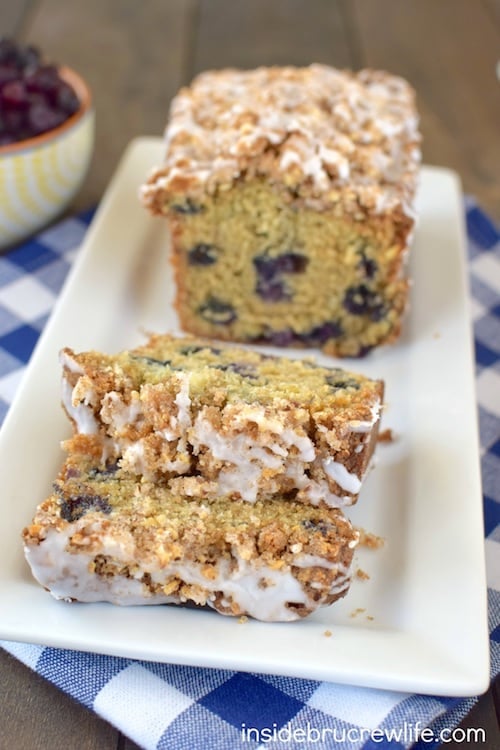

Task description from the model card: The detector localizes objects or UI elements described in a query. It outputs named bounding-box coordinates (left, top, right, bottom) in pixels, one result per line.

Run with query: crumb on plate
left=355, top=568, right=370, bottom=581
left=377, top=427, right=395, bottom=443
left=356, top=528, right=385, bottom=549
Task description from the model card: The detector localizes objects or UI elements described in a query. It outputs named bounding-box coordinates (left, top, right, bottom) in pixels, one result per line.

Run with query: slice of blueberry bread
left=60, top=333, right=383, bottom=507
left=141, top=65, right=421, bottom=357
left=23, top=449, right=359, bottom=621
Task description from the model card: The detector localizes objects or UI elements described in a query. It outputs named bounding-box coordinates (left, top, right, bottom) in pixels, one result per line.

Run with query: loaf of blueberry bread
left=60, top=333, right=383, bottom=507
left=141, top=64, right=421, bottom=357
left=22, top=449, right=359, bottom=621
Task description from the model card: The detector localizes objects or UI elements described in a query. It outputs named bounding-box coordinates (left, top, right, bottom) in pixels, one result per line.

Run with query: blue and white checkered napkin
left=1, top=205, right=499, bottom=750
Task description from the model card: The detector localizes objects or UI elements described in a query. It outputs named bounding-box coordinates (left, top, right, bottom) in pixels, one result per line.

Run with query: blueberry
left=59, top=493, right=111, bottom=522
left=24, top=65, right=60, bottom=97
left=269, top=329, right=297, bottom=346
left=63, top=468, right=80, bottom=480
left=188, top=243, right=219, bottom=266
left=343, top=284, right=385, bottom=321
left=253, top=254, right=279, bottom=282
left=302, top=518, right=333, bottom=536
left=253, top=252, right=308, bottom=301
left=360, top=256, right=378, bottom=279
left=198, top=298, right=237, bottom=325
left=180, top=345, right=222, bottom=356
left=172, top=199, right=204, bottom=215
left=27, top=102, right=65, bottom=134
left=2, top=108, right=24, bottom=134
left=254, top=328, right=297, bottom=346
left=325, top=373, right=361, bottom=390
left=1, top=80, right=29, bottom=108
left=303, top=321, right=342, bottom=345
left=255, top=319, right=343, bottom=348
left=214, top=361, right=257, bottom=378
left=56, top=81, right=80, bottom=115
left=131, top=355, right=172, bottom=367
left=357, top=248, right=378, bottom=279
left=257, top=321, right=342, bottom=346
left=354, top=344, right=375, bottom=358
left=17, top=44, right=41, bottom=73
left=253, top=252, right=308, bottom=280
left=256, top=278, right=291, bottom=302
left=89, top=462, right=120, bottom=478
left=0, top=65, right=17, bottom=88
left=277, top=253, right=308, bottom=274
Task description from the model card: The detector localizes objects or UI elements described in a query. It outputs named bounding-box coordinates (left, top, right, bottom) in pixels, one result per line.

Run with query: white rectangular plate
left=0, top=137, right=489, bottom=696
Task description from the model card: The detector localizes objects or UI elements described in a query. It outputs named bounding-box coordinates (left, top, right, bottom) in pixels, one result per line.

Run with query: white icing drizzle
left=61, top=374, right=98, bottom=434
left=284, top=463, right=350, bottom=508
left=59, top=350, right=84, bottom=375
left=101, top=391, right=144, bottom=433
left=190, top=405, right=316, bottom=502
left=292, top=555, right=351, bottom=571
left=120, top=439, right=191, bottom=477
left=24, top=527, right=351, bottom=622
left=349, top=401, right=381, bottom=433
left=173, top=373, right=191, bottom=431
left=120, top=441, right=148, bottom=475
left=322, top=458, right=362, bottom=494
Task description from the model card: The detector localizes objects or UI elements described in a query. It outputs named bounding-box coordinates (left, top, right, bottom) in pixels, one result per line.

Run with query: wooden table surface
left=1, top=1, right=499, bottom=748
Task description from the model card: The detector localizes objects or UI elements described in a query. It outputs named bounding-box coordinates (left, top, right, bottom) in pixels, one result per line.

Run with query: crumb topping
left=141, top=65, right=421, bottom=218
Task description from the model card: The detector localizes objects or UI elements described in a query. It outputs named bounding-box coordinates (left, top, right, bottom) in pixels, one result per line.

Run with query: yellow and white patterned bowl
left=0, top=66, right=95, bottom=250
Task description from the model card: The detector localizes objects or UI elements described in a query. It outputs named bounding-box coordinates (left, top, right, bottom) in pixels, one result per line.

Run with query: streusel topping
left=141, top=65, right=421, bottom=218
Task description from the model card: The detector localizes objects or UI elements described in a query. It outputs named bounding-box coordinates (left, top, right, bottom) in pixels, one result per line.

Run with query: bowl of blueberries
left=0, top=38, right=94, bottom=249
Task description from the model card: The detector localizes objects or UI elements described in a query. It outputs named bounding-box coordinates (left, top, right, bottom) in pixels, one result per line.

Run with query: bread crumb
left=356, top=528, right=385, bottom=549
left=366, top=615, right=374, bottom=621
left=238, top=615, right=248, bottom=624
left=324, top=629, right=333, bottom=638
left=377, top=428, right=395, bottom=443
left=350, top=607, right=366, bottom=618
left=355, top=568, right=370, bottom=581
